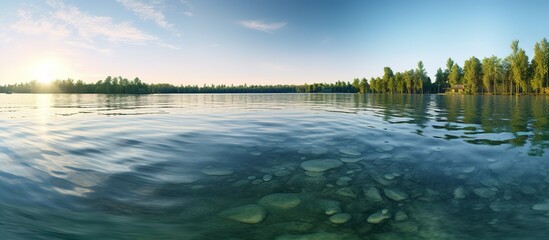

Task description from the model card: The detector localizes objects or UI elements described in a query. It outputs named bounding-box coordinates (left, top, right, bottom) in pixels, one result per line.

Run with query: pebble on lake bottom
left=329, top=213, right=351, bottom=224
left=259, top=193, right=301, bottom=209
left=219, top=204, right=267, bottom=224
left=367, top=211, right=391, bottom=224
left=300, top=159, right=343, bottom=172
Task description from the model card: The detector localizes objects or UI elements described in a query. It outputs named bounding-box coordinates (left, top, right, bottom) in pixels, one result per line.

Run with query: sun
left=30, top=57, right=68, bottom=84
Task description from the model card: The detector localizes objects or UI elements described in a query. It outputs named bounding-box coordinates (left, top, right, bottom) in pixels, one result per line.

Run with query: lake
left=1, top=93, right=549, bottom=239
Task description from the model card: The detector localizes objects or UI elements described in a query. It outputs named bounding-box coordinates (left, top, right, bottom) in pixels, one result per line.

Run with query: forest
left=370, top=39, right=549, bottom=95
left=2, top=39, right=548, bottom=95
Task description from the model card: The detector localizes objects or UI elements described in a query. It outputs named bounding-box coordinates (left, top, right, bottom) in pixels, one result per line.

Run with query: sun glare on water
left=30, top=57, right=69, bottom=84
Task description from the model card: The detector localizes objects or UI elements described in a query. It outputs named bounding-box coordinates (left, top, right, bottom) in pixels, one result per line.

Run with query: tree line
left=2, top=38, right=548, bottom=95
left=436, top=39, right=549, bottom=95
left=0, top=77, right=368, bottom=94
left=367, top=39, right=549, bottom=95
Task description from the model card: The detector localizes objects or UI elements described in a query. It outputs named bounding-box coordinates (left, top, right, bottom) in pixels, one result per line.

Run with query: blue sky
left=1, top=0, right=549, bottom=85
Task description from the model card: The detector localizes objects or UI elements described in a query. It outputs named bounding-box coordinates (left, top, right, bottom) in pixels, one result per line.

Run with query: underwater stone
left=340, top=157, right=364, bottom=163
left=364, top=187, right=383, bottom=202
left=300, top=159, right=343, bottom=172
left=263, top=174, right=273, bottom=182
left=259, top=193, right=301, bottom=209
left=336, top=187, right=357, bottom=198
left=377, top=145, right=394, bottom=152
left=201, top=167, right=234, bottom=176
left=329, top=213, right=351, bottom=224
left=339, top=148, right=361, bottom=156
left=250, top=151, right=262, bottom=156
left=367, top=211, right=391, bottom=224
left=384, top=174, right=396, bottom=180
left=219, top=204, right=266, bottom=224
left=304, top=171, right=324, bottom=177
left=318, top=199, right=341, bottom=215
left=532, top=202, right=549, bottom=211
left=384, top=188, right=409, bottom=201
left=453, top=186, right=466, bottom=199
left=252, top=179, right=263, bottom=185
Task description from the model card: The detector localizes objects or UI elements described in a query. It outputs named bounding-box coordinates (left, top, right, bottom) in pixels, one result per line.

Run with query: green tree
left=463, top=56, right=482, bottom=94
left=448, top=63, right=462, bottom=89
left=382, top=67, right=394, bottom=93
left=509, top=40, right=530, bottom=94
left=533, top=38, right=549, bottom=93
left=415, top=61, right=427, bottom=93
left=435, top=68, right=445, bottom=93
left=482, top=56, right=501, bottom=94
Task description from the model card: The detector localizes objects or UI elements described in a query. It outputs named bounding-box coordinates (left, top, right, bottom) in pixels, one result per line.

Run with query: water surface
left=1, top=93, right=549, bottom=239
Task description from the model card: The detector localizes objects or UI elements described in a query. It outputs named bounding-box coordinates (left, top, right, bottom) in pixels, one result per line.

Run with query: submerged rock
left=250, top=151, right=262, bottom=156
left=384, top=188, right=409, bottom=201
left=384, top=173, right=396, bottom=180
left=336, top=187, right=357, bottom=198
left=532, top=201, right=549, bottom=211
left=300, top=159, right=343, bottom=172
left=364, top=187, right=383, bottom=202
left=367, top=211, right=391, bottom=224
left=201, top=167, right=234, bottom=176
left=340, top=157, right=364, bottom=163
left=453, top=186, right=466, bottom=199
left=339, top=148, right=361, bottom=156
left=317, top=199, right=341, bottom=215
left=219, top=204, right=266, bottom=224
left=329, top=213, right=351, bottom=224
left=263, top=174, right=273, bottom=182
left=259, top=193, right=301, bottom=209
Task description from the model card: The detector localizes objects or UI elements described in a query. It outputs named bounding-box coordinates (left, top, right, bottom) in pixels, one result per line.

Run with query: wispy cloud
left=117, top=0, right=173, bottom=30
left=180, top=0, right=194, bottom=17
left=49, top=0, right=157, bottom=44
left=10, top=10, right=70, bottom=39
left=8, top=0, right=179, bottom=52
left=240, top=20, right=286, bottom=33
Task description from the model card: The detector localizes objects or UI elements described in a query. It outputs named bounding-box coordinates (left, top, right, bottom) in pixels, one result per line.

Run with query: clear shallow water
left=1, top=93, right=549, bottom=239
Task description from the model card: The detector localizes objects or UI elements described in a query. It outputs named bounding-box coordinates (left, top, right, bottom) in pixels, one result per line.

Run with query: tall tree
left=382, top=67, right=394, bottom=93
left=435, top=68, right=445, bottom=93
left=416, top=61, right=427, bottom=93
left=533, top=38, right=549, bottom=93
left=448, top=63, right=462, bottom=89
left=463, top=56, right=482, bottom=94
left=482, top=56, right=501, bottom=94
left=509, top=40, right=530, bottom=94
